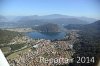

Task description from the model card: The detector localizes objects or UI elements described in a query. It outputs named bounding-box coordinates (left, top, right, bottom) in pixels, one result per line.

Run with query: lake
left=26, top=32, right=66, bottom=40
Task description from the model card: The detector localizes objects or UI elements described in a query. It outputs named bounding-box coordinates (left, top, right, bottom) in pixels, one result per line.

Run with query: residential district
left=6, top=30, right=79, bottom=66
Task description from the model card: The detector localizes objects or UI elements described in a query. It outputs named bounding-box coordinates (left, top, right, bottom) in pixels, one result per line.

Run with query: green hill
left=35, top=23, right=60, bottom=32
left=0, top=29, right=22, bottom=44
left=73, top=20, right=100, bottom=66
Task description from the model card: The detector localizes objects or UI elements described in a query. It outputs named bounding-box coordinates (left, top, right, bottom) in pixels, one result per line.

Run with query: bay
left=26, top=32, right=66, bottom=40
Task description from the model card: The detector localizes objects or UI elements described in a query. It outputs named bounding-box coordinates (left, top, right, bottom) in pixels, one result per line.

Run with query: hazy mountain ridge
left=0, top=15, right=8, bottom=22
left=0, top=14, right=98, bottom=28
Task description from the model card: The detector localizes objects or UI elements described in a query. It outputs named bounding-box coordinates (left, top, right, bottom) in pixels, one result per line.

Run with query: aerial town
left=6, top=30, right=79, bottom=66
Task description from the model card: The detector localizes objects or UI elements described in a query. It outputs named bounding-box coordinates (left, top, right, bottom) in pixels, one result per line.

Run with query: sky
left=0, top=0, right=100, bottom=19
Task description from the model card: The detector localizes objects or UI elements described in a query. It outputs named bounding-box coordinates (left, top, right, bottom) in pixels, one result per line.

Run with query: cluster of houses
left=7, top=31, right=78, bottom=66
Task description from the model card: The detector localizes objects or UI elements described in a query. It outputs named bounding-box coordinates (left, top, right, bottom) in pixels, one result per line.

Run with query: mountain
left=34, top=23, right=60, bottom=32
left=64, top=20, right=100, bottom=30
left=0, top=15, right=8, bottom=22
left=16, top=14, right=73, bottom=20
left=15, top=14, right=98, bottom=26
left=37, top=14, right=73, bottom=19
left=17, top=17, right=88, bottom=26
left=73, top=20, right=100, bottom=66
left=86, top=20, right=100, bottom=28
left=0, top=14, right=98, bottom=28
left=49, top=18, right=88, bottom=24
left=16, top=15, right=89, bottom=28
left=82, top=20, right=100, bottom=34
left=77, top=16, right=97, bottom=23
left=64, top=24, right=83, bottom=30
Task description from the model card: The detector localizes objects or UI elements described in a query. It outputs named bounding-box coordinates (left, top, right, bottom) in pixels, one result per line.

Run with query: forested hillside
left=73, top=20, right=100, bottom=66
left=0, top=29, right=22, bottom=44
left=34, top=23, right=60, bottom=32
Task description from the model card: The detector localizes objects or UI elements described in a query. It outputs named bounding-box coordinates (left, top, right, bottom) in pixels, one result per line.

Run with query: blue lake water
left=26, top=32, right=66, bottom=40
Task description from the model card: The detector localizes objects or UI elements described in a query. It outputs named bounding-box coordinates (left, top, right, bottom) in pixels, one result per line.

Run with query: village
left=6, top=30, right=79, bottom=66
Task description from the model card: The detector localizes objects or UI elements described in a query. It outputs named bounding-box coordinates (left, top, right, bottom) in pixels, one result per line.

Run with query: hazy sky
left=0, top=0, right=100, bottom=19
